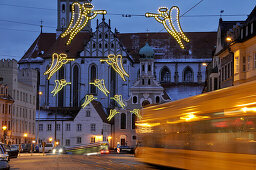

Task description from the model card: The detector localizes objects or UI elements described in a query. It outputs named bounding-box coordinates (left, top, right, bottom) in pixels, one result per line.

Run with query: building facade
left=0, top=59, right=37, bottom=144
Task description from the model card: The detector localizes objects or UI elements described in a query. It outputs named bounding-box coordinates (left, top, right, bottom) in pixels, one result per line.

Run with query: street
left=9, top=153, right=155, bottom=170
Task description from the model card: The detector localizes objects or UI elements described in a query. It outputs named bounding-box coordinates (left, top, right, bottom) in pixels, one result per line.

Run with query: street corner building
left=17, top=0, right=216, bottom=148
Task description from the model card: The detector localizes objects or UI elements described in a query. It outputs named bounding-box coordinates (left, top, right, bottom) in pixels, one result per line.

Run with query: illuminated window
left=183, top=66, right=193, bottom=82
left=77, top=137, right=81, bottom=144
left=121, top=113, right=126, bottom=129
left=90, top=65, right=97, bottom=94
left=73, top=65, right=79, bottom=107
left=235, top=57, right=239, bottom=73
left=90, top=124, right=96, bottom=132
left=160, top=67, right=171, bottom=83
left=65, top=139, right=70, bottom=146
left=90, top=137, right=95, bottom=143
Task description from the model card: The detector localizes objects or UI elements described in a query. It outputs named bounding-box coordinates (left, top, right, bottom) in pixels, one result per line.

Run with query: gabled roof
left=91, top=100, right=109, bottom=124
left=19, top=33, right=56, bottom=64
left=117, top=32, right=216, bottom=62
left=42, top=32, right=92, bottom=59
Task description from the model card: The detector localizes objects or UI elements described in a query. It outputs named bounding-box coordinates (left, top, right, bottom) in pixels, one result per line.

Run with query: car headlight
left=53, top=149, right=56, bottom=154
left=59, top=148, right=63, bottom=153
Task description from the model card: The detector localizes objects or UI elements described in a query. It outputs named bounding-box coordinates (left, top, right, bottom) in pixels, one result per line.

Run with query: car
left=0, top=144, right=10, bottom=170
left=3, top=145, right=18, bottom=159
left=52, top=146, right=66, bottom=154
left=20, top=144, right=31, bottom=153
left=39, top=143, right=54, bottom=153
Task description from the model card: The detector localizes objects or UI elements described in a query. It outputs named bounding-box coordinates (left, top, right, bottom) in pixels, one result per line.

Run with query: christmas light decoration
left=145, top=6, right=189, bottom=49
left=130, top=109, right=142, bottom=119
left=107, top=109, right=119, bottom=121
left=61, top=2, right=107, bottom=45
left=44, top=53, right=75, bottom=80
left=100, top=54, right=129, bottom=81
left=81, top=95, right=97, bottom=108
left=111, top=95, right=126, bottom=109
left=51, top=79, right=71, bottom=96
left=90, top=79, right=110, bottom=96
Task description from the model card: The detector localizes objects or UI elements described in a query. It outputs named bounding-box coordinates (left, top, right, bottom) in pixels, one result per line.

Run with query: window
left=225, top=65, right=227, bottom=80
left=248, top=56, right=251, bottom=71
left=77, top=124, right=82, bottom=131
left=251, top=23, right=254, bottom=34
left=148, top=65, right=151, bottom=72
left=132, top=136, right=136, bottom=140
left=183, top=67, right=193, bottom=82
left=91, top=124, right=96, bottom=132
left=142, top=79, right=144, bottom=85
left=58, top=66, right=65, bottom=107
left=56, top=124, right=61, bottom=131
left=65, top=139, right=70, bottom=146
left=62, top=4, right=65, bottom=13
left=105, top=33, right=108, bottom=39
left=214, top=78, right=218, bottom=90
left=241, top=29, right=244, bottom=39
left=73, top=65, right=79, bottom=107
left=66, top=123, right=70, bottom=131
left=62, top=18, right=65, bottom=26
left=243, top=56, right=246, bottom=72
left=86, top=110, right=90, bottom=117
left=121, top=113, right=126, bottom=129
left=90, top=65, right=97, bottom=94
left=99, top=33, right=102, bottom=39
left=235, top=57, right=239, bottom=73
left=132, top=114, right=136, bottom=129
left=246, top=26, right=248, bottom=36
left=93, top=43, right=96, bottom=48
left=99, top=43, right=102, bottom=48
left=105, top=43, right=108, bottom=48
left=111, top=43, right=114, bottom=48
left=90, top=137, right=95, bottom=143
left=160, top=67, right=171, bottom=83
left=142, top=64, right=145, bottom=72
left=47, top=124, right=52, bottom=131
left=17, top=90, right=19, bottom=100
left=148, top=79, right=151, bottom=85
left=156, top=96, right=160, bottom=103
left=77, top=137, right=81, bottom=144
left=39, top=124, right=43, bottom=131
left=132, top=96, right=137, bottom=104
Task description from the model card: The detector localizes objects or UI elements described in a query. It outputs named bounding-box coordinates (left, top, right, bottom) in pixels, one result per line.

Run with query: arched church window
left=160, top=67, right=171, bottom=83
left=69, top=4, right=72, bottom=12
left=156, top=96, right=160, bottom=103
left=58, top=66, right=65, bottom=107
left=99, top=43, right=102, bottom=48
left=142, top=64, right=145, bottom=72
left=105, top=33, right=108, bottom=39
left=148, top=79, right=151, bottom=85
left=142, top=79, right=145, bottom=85
left=90, top=65, right=97, bottom=94
left=73, top=65, right=79, bottom=107
left=105, top=43, right=108, bottom=48
left=132, top=114, right=136, bottom=129
left=62, top=4, right=65, bottom=13
left=148, top=64, right=151, bottom=72
left=111, top=43, right=114, bottom=48
left=99, top=33, right=102, bottom=39
left=121, top=113, right=126, bottom=129
left=132, top=96, right=137, bottom=104
left=183, top=67, right=193, bottom=82
left=142, top=100, right=150, bottom=108
left=93, top=43, right=96, bottom=48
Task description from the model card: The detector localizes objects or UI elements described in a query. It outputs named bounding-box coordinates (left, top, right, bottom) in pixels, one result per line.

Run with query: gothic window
left=183, top=66, right=193, bottom=82
left=148, top=64, right=151, bottom=72
left=105, top=43, right=108, bottom=48
left=132, top=114, right=136, bottom=129
left=93, top=43, right=96, bottom=48
left=142, top=100, right=150, bottom=108
left=142, top=64, right=145, bottom=72
left=58, top=66, right=64, bottom=107
left=36, top=70, right=40, bottom=109
left=90, top=65, right=97, bottom=94
left=148, top=79, right=151, bottom=85
left=132, top=96, right=137, bottom=104
left=111, top=43, right=114, bottom=48
left=73, top=65, right=79, bottom=107
left=160, top=67, right=171, bottom=83
left=156, top=96, right=160, bottom=103
left=110, top=67, right=116, bottom=107
left=99, top=33, right=102, bottom=39
left=69, top=4, right=72, bottom=12
left=99, top=43, right=102, bottom=48
left=142, top=79, right=145, bottom=85
left=105, top=33, right=108, bottom=39
left=62, top=4, right=65, bottom=13
left=121, top=113, right=126, bottom=129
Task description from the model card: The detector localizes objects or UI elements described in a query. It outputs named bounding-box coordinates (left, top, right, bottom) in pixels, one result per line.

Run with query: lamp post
left=37, top=91, right=43, bottom=145
left=49, top=137, right=53, bottom=143
left=2, top=126, right=7, bottom=144
left=24, top=133, right=28, bottom=144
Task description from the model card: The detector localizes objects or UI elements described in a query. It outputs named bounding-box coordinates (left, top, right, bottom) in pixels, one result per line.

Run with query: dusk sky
left=0, top=0, right=255, bottom=61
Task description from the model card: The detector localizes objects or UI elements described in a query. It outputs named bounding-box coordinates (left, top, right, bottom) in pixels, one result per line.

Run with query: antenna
left=40, top=19, right=44, bottom=33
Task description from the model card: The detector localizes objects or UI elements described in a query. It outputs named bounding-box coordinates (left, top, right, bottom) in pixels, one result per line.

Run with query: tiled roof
left=42, top=32, right=92, bottom=59
left=117, top=32, right=217, bottom=62
left=91, top=100, right=109, bottom=124
left=19, top=33, right=56, bottom=63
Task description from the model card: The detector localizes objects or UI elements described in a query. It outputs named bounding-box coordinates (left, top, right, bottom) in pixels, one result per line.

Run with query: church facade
left=18, top=0, right=216, bottom=148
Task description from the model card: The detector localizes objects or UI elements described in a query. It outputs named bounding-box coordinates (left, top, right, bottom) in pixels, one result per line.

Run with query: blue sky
left=0, top=0, right=255, bottom=60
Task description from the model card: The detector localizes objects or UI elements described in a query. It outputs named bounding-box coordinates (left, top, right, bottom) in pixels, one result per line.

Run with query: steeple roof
left=139, top=42, right=154, bottom=58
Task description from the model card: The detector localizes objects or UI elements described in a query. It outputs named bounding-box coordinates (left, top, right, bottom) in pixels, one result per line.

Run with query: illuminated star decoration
left=130, top=109, right=142, bottom=119
left=61, top=2, right=107, bottom=45
left=100, top=54, right=129, bottom=81
left=44, top=53, right=75, bottom=80
left=81, top=95, right=97, bottom=108
left=89, top=79, right=110, bottom=96
left=51, top=79, right=71, bottom=96
left=111, top=95, right=126, bottom=109
left=107, top=109, right=119, bottom=121
left=145, top=6, right=189, bottom=49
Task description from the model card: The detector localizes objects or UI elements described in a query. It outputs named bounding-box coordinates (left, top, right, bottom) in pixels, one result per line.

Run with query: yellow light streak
left=179, top=112, right=210, bottom=122
left=146, top=6, right=189, bottom=49
left=81, top=95, right=97, bottom=108
left=111, top=95, right=126, bottom=109
left=61, top=2, right=106, bottom=45
left=241, top=107, right=256, bottom=113
left=107, top=109, right=119, bottom=121
left=90, top=79, right=110, bottom=96
left=130, top=109, right=142, bottom=119
left=51, top=79, right=71, bottom=96
left=135, top=123, right=160, bottom=127
left=237, top=102, right=256, bottom=107
left=100, top=54, right=129, bottom=81
left=44, top=53, right=75, bottom=80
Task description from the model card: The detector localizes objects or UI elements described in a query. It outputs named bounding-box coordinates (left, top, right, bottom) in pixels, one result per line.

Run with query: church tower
left=56, top=0, right=92, bottom=37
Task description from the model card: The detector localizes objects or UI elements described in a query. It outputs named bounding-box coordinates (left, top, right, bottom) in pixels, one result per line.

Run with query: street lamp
left=49, top=137, right=53, bottom=143
left=24, top=133, right=28, bottom=143
left=2, top=126, right=7, bottom=144
left=37, top=91, right=43, bottom=145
